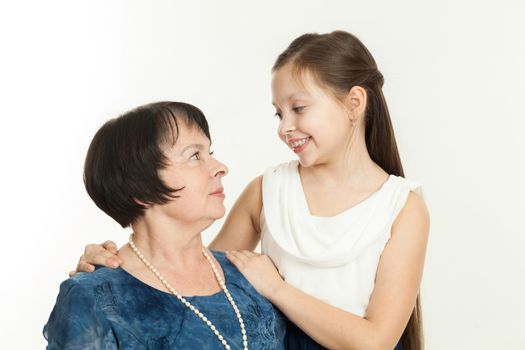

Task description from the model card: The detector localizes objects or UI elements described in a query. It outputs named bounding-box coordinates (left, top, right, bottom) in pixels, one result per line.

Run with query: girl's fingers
left=239, top=250, right=259, bottom=258
left=82, top=243, right=122, bottom=267
left=226, top=250, right=263, bottom=272
left=102, top=240, right=118, bottom=255
left=234, top=250, right=252, bottom=260
left=230, top=250, right=259, bottom=261
left=226, top=251, right=245, bottom=269
left=75, top=260, right=96, bottom=273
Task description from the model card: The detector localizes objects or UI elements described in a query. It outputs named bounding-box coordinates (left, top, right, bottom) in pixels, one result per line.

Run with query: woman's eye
left=190, top=152, right=200, bottom=161
left=274, top=112, right=282, bottom=120
left=292, top=106, right=305, bottom=113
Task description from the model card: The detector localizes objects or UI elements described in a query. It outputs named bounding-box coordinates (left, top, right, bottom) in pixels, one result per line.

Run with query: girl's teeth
left=291, top=138, right=309, bottom=147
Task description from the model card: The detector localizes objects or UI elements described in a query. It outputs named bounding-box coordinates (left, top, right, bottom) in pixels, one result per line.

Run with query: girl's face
left=271, top=64, right=354, bottom=168
left=154, top=122, right=228, bottom=224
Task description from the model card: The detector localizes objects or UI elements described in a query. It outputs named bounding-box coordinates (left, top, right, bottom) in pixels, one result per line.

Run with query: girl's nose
left=279, top=115, right=296, bottom=135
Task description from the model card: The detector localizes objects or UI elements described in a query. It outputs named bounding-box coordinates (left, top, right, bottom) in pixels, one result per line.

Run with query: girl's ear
left=344, top=86, right=367, bottom=121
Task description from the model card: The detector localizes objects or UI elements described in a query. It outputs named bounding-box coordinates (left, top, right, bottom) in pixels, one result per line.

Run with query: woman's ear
left=134, top=198, right=151, bottom=208
left=344, top=86, right=367, bottom=121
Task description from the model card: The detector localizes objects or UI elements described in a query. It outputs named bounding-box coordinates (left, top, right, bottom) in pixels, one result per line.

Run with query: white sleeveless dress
left=260, top=161, right=421, bottom=317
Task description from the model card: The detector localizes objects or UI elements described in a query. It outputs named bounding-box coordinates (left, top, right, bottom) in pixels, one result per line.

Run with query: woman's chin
left=211, top=207, right=226, bottom=220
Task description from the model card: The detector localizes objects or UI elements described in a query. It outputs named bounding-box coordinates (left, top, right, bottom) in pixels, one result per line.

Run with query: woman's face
left=154, top=121, right=228, bottom=224
left=271, top=64, right=353, bottom=168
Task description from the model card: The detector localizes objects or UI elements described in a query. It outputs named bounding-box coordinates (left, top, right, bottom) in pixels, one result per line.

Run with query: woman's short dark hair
left=83, top=101, right=211, bottom=228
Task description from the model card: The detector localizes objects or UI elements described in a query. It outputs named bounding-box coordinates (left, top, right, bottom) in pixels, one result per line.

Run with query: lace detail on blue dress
left=94, top=282, right=118, bottom=314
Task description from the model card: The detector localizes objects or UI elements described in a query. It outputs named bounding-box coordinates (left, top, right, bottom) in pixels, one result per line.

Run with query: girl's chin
left=297, top=156, right=316, bottom=168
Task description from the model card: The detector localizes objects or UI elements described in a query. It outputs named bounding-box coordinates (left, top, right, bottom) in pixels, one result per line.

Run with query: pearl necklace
left=128, top=234, right=248, bottom=350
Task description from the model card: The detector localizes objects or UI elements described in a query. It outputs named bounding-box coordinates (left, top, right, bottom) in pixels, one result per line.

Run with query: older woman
left=43, top=102, right=285, bottom=349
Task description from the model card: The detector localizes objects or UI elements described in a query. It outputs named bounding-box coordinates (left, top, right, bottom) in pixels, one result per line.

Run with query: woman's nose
left=212, top=159, right=228, bottom=178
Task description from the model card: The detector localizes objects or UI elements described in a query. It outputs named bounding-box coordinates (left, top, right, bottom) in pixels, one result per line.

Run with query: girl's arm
left=72, top=176, right=263, bottom=273
left=227, top=192, right=430, bottom=350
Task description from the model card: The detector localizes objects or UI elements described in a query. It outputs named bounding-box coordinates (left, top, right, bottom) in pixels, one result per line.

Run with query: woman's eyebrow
left=180, top=142, right=210, bottom=154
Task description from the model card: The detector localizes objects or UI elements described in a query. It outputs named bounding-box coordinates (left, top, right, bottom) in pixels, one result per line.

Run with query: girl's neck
left=301, top=141, right=387, bottom=189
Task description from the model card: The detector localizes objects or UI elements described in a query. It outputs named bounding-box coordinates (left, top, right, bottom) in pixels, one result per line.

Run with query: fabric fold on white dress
left=260, top=161, right=421, bottom=316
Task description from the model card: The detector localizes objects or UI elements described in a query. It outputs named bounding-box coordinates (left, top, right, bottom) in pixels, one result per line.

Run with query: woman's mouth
left=210, top=187, right=225, bottom=198
left=289, top=137, right=311, bottom=153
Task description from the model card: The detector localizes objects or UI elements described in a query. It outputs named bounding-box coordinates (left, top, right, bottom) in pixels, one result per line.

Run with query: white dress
left=260, top=161, right=421, bottom=317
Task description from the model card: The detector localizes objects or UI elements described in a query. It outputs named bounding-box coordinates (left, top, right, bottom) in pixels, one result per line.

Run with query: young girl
left=74, top=31, right=429, bottom=350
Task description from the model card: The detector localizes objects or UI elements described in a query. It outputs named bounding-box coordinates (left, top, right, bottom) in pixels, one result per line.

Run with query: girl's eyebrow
left=272, top=92, right=309, bottom=106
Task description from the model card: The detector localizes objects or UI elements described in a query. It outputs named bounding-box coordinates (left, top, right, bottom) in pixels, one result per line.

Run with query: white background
left=1, top=0, right=524, bottom=348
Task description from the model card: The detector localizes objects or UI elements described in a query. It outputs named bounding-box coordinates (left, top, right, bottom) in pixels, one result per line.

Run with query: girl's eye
left=190, top=152, right=200, bottom=161
left=292, top=106, right=305, bottom=113
left=274, top=112, right=282, bottom=120
left=209, top=151, right=214, bottom=157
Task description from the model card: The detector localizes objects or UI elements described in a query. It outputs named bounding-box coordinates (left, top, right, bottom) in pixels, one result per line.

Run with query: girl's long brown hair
left=273, top=30, right=423, bottom=350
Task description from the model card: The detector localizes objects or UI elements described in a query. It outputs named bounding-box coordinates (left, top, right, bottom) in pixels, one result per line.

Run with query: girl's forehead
left=272, top=67, right=326, bottom=103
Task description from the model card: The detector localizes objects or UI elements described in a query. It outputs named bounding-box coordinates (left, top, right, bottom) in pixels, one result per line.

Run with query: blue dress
left=43, top=251, right=286, bottom=349
left=286, top=321, right=404, bottom=350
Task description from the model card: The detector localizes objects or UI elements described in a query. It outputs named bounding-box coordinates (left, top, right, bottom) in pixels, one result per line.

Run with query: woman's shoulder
left=58, top=267, right=127, bottom=300
left=211, top=251, right=257, bottom=290
left=44, top=269, right=121, bottom=347
left=210, top=250, right=287, bottom=341
left=69, top=266, right=126, bottom=286
left=50, top=267, right=140, bottom=329
left=211, top=251, right=235, bottom=275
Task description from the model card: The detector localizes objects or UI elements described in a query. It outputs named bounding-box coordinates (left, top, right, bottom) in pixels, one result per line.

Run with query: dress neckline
left=293, top=161, right=394, bottom=219
left=117, top=250, right=229, bottom=299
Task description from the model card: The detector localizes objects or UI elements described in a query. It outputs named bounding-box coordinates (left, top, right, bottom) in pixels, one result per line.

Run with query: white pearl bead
left=129, top=234, right=248, bottom=350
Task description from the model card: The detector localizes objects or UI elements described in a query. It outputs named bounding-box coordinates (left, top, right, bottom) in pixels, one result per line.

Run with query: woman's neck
left=117, top=215, right=223, bottom=297
left=127, top=216, right=207, bottom=271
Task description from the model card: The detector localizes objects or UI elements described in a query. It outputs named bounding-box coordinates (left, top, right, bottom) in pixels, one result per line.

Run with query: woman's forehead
left=171, top=123, right=210, bottom=148
left=162, top=116, right=208, bottom=141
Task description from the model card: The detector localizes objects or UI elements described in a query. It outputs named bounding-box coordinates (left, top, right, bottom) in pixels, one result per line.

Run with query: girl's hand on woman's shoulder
left=226, top=250, right=285, bottom=298
left=69, top=240, right=123, bottom=277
